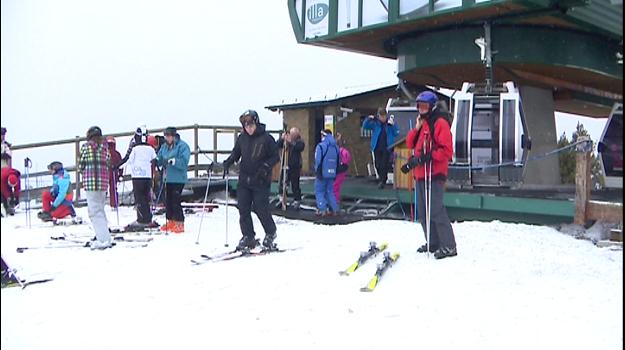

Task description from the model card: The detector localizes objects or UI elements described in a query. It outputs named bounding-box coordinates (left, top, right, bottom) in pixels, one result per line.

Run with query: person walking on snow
left=125, top=131, right=158, bottom=230
left=223, top=110, right=280, bottom=251
left=276, top=127, right=305, bottom=209
left=155, top=127, right=190, bottom=234
left=314, top=129, right=340, bottom=216
left=401, top=91, right=457, bottom=259
left=333, top=132, right=351, bottom=205
left=362, top=108, right=399, bottom=189
left=37, top=161, right=77, bottom=222
left=78, top=126, right=113, bottom=250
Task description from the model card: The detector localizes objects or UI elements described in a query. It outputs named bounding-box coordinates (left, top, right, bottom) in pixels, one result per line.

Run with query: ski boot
left=262, top=232, right=277, bottom=251
left=291, top=201, right=301, bottom=210
left=417, top=243, right=439, bottom=253
left=37, top=211, right=54, bottom=222
left=433, top=247, right=457, bottom=259
left=236, top=235, right=258, bottom=252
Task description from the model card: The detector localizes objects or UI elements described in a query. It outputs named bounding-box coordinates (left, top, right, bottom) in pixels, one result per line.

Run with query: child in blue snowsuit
left=314, top=129, right=340, bottom=216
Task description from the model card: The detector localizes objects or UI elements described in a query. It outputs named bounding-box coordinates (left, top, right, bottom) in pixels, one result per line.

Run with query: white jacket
left=127, top=144, right=156, bottom=179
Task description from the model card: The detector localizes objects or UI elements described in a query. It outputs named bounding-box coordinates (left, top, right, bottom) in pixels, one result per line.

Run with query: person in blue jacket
left=314, top=129, right=340, bottom=216
left=362, top=107, right=399, bottom=188
left=155, top=127, right=190, bottom=233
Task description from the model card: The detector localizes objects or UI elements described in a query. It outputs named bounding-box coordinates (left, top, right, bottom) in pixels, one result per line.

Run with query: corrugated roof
left=265, top=81, right=399, bottom=111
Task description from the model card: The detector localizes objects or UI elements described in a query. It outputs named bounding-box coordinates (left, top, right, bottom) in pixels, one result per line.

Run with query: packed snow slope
left=1, top=205, right=622, bottom=350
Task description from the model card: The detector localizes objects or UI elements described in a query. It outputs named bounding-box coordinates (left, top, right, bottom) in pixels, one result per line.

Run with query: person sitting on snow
left=0, top=167, right=20, bottom=216
left=37, top=161, right=76, bottom=222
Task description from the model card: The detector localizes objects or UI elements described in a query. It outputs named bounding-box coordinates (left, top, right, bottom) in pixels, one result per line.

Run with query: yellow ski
left=360, top=252, right=400, bottom=292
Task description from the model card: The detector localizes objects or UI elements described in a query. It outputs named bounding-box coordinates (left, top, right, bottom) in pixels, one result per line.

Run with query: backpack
left=337, top=148, right=349, bottom=174
left=316, top=143, right=340, bottom=179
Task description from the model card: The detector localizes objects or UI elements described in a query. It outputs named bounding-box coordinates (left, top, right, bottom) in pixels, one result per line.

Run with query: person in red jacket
left=1, top=167, right=20, bottom=216
left=401, top=91, right=457, bottom=259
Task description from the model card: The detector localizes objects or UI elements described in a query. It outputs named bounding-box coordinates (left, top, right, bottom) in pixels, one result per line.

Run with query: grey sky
left=1, top=0, right=606, bottom=174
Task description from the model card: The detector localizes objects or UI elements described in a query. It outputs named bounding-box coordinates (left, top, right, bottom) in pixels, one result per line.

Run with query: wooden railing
left=13, top=124, right=281, bottom=202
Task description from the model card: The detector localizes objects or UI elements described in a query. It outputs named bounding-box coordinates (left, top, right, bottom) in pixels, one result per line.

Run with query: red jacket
left=406, top=112, right=453, bottom=181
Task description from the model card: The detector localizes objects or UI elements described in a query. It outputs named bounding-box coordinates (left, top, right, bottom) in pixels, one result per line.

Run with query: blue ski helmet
left=416, top=91, right=438, bottom=107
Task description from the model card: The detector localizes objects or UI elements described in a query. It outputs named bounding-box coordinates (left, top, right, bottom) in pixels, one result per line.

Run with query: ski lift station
left=262, top=0, right=623, bottom=225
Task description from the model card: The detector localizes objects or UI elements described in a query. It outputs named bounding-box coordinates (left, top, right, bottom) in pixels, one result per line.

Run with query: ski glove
left=256, top=163, right=272, bottom=182
left=167, top=158, right=176, bottom=166
left=222, top=160, right=232, bottom=179
left=388, top=114, right=395, bottom=125
left=401, top=153, right=432, bottom=173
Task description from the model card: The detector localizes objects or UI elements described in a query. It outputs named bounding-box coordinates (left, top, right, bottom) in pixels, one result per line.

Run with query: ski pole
left=195, top=161, right=213, bottom=245
left=24, top=158, right=32, bottom=229
left=224, top=172, right=229, bottom=247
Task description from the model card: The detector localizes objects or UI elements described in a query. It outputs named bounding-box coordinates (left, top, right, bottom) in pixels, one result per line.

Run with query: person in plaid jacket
left=79, top=126, right=112, bottom=250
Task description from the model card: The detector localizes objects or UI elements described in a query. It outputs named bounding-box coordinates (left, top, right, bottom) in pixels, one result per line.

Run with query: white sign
left=305, top=0, right=330, bottom=39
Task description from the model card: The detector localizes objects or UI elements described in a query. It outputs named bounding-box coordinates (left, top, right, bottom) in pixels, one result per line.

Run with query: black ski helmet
left=86, top=126, right=102, bottom=140
left=1, top=127, right=6, bottom=135
left=239, top=110, right=259, bottom=126
left=47, top=161, right=63, bottom=173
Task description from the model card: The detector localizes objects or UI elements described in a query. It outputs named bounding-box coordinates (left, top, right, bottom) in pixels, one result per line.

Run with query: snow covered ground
left=1, top=205, right=622, bottom=350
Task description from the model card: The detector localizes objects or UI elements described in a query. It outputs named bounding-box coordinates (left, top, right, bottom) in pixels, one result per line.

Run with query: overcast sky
left=1, top=0, right=606, bottom=172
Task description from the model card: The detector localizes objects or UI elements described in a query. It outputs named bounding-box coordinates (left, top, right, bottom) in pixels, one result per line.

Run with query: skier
left=106, top=136, right=122, bottom=208
left=333, top=132, right=351, bottom=205
left=223, top=110, right=280, bottom=250
left=276, top=127, right=305, bottom=209
left=37, top=161, right=77, bottom=222
left=400, top=91, right=457, bottom=259
left=155, top=127, right=190, bottom=233
left=125, top=130, right=158, bottom=230
left=1, top=127, right=12, bottom=169
left=314, top=129, right=340, bottom=216
left=0, top=167, right=20, bottom=216
left=362, top=108, right=399, bottom=189
left=78, top=126, right=113, bottom=250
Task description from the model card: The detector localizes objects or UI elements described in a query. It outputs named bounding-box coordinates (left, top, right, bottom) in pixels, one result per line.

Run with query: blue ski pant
left=314, top=178, right=338, bottom=213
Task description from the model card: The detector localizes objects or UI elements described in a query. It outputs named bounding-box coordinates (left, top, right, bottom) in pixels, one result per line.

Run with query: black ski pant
left=237, top=182, right=276, bottom=239
left=165, top=183, right=184, bottom=222
left=133, top=178, right=153, bottom=224
left=287, top=168, right=302, bottom=201
left=374, top=148, right=392, bottom=184
left=416, top=179, right=456, bottom=250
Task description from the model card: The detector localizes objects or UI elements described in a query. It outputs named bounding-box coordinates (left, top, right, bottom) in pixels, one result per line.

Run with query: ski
left=109, top=227, right=163, bottom=235
left=339, top=241, right=388, bottom=276
left=17, top=241, right=148, bottom=253
left=360, top=252, right=400, bottom=292
left=2, top=278, right=54, bottom=289
left=191, top=246, right=298, bottom=265
left=51, top=234, right=153, bottom=243
left=52, top=216, right=84, bottom=226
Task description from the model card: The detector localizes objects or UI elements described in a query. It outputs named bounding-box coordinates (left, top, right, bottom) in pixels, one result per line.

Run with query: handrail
left=14, top=124, right=282, bottom=202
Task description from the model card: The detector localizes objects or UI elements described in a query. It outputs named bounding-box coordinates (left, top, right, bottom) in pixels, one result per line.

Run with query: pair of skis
left=339, top=242, right=400, bottom=292
left=191, top=244, right=296, bottom=265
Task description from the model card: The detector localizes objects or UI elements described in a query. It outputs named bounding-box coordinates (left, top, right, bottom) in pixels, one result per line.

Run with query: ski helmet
left=164, top=127, right=177, bottom=136
left=47, top=161, right=63, bottom=173
left=136, top=124, right=147, bottom=136
left=86, top=126, right=102, bottom=140
left=239, top=110, right=259, bottom=126
left=416, top=91, right=438, bottom=108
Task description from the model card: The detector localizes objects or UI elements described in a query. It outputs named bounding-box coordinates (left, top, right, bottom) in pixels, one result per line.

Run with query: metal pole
left=195, top=161, right=213, bottom=245
left=194, top=124, right=199, bottom=178
left=224, top=173, right=229, bottom=247
left=74, top=136, right=81, bottom=202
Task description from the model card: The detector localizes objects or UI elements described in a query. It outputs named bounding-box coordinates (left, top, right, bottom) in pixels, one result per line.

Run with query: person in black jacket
left=223, top=110, right=280, bottom=251
left=277, top=127, right=305, bottom=209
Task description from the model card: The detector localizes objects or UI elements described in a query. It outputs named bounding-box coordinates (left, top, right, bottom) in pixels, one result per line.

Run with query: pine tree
left=558, top=122, right=605, bottom=188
